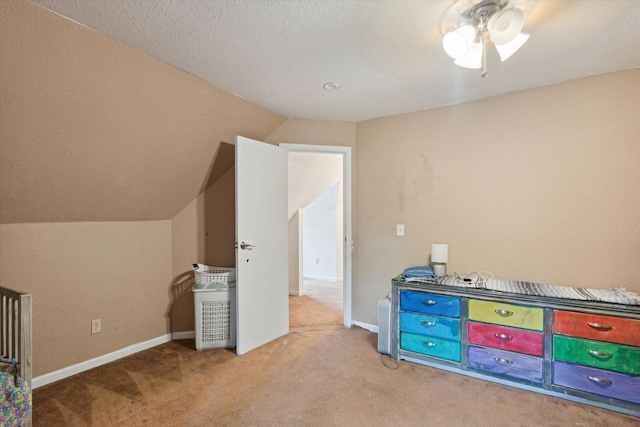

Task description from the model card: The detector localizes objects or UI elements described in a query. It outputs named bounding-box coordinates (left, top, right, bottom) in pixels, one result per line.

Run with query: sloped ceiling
left=0, top=1, right=286, bottom=224
left=27, top=0, right=640, bottom=122
left=3, top=1, right=639, bottom=224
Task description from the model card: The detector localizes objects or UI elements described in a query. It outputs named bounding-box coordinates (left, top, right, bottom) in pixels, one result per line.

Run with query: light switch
left=396, top=224, right=404, bottom=236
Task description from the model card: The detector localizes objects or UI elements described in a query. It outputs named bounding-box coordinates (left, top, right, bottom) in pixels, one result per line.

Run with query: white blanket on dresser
left=404, top=275, right=640, bottom=306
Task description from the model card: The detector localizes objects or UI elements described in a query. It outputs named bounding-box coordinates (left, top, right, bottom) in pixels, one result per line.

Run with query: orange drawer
left=554, top=310, right=640, bottom=347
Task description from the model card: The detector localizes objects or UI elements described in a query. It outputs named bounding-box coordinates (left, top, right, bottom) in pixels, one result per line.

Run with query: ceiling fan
left=440, top=0, right=536, bottom=77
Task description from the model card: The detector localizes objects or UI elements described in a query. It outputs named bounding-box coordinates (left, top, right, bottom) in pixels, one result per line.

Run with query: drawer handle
left=587, top=376, right=613, bottom=386
left=421, top=341, right=437, bottom=347
left=494, top=333, right=513, bottom=341
left=587, top=349, right=613, bottom=360
left=587, top=322, right=613, bottom=332
left=421, top=299, right=437, bottom=305
left=493, top=357, right=513, bottom=365
left=420, top=320, right=436, bottom=327
left=494, top=309, right=513, bottom=317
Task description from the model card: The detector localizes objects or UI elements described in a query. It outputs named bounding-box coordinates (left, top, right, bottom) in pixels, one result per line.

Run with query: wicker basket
left=192, top=264, right=236, bottom=289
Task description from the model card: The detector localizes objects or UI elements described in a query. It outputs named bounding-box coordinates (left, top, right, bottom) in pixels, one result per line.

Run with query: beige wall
left=288, top=210, right=304, bottom=295
left=170, top=197, right=204, bottom=334
left=288, top=152, right=344, bottom=220
left=171, top=167, right=236, bottom=332
left=0, top=0, right=285, bottom=225
left=354, top=69, right=640, bottom=324
left=266, top=119, right=357, bottom=149
left=0, top=1, right=284, bottom=379
left=0, top=221, right=172, bottom=376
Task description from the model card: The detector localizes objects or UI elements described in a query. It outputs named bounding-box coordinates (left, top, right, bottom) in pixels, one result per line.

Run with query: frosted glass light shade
left=488, top=8, right=524, bottom=45
left=431, top=244, right=449, bottom=263
left=442, top=25, right=476, bottom=59
left=454, top=41, right=483, bottom=69
left=496, top=32, right=529, bottom=61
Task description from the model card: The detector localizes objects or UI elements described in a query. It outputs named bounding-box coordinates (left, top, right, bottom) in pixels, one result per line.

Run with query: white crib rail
left=0, top=286, right=32, bottom=388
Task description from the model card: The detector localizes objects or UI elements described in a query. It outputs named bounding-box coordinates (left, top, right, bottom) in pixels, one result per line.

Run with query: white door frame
left=280, top=143, right=352, bottom=327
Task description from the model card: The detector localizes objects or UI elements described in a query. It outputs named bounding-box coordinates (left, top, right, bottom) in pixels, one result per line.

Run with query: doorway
left=281, top=144, right=352, bottom=328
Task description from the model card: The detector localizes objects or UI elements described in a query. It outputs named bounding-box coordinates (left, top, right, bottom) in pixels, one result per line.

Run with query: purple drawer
left=468, top=346, right=543, bottom=383
left=553, top=361, right=640, bottom=404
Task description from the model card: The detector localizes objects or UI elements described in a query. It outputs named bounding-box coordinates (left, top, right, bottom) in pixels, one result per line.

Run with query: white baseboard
left=303, top=275, right=338, bottom=282
left=288, top=290, right=305, bottom=296
left=352, top=320, right=378, bottom=333
left=33, top=323, right=381, bottom=388
left=33, top=331, right=194, bottom=389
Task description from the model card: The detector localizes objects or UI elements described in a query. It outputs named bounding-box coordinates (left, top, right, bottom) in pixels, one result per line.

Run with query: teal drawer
left=400, top=331, right=461, bottom=362
left=400, top=290, right=461, bottom=317
left=400, top=312, right=460, bottom=341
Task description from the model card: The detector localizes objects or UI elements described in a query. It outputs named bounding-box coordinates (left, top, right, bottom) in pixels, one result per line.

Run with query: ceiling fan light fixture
left=442, top=24, right=476, bottom=59
left=488, top=8, right=524, bottom=45
left=440, top=0, right=535, bottom=77
left=495, top=32, right=529, bottom=61
left=454, top=41, right=483, bottom=69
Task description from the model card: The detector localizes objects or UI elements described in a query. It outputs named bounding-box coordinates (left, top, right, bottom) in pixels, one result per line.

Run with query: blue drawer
left=400, top=290, right=461, bottom=317
left=400, top=331, right=461, bottom=362
left=468, top=345, right=544, bottom=383
left=400, top=312, right=460, bottom=341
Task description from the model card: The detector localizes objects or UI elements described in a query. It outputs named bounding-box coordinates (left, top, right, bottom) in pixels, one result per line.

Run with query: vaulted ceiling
left=2, top=1, right=639, bottom=224
left=28, top=0, right=640, bottom=122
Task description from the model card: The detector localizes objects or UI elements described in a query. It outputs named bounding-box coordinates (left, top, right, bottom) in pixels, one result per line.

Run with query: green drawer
left=553, top=335, right=640, bottom=375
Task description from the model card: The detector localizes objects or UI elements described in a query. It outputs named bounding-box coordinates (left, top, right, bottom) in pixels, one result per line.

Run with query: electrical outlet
left=396, top=224, right=405, bottom=236
left=315, top=257, right=320, bottom=264
left=91, top=319, right=102, bottom=334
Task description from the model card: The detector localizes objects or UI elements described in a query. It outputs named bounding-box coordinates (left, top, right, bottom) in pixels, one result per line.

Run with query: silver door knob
left=239, top=241, right=255, bottom=250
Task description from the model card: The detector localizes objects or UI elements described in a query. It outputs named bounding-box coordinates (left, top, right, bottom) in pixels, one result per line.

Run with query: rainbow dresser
left=391, top=278, right=640, bottom=417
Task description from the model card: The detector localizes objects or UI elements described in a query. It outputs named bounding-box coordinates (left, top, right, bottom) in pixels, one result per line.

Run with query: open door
left=235, top=136, right=289, bottom=355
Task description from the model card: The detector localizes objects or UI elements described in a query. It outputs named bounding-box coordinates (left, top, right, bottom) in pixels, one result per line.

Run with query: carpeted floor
left=32, top=280, right=637, bottom=426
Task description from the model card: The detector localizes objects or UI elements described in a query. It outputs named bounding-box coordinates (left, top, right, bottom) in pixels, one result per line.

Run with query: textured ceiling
left=29, top=0, right=640, bottom=122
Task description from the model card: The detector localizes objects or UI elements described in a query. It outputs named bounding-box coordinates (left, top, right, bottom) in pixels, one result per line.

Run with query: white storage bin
left=192, top=264, right=236, bottom=289
left=194, top=288, right=236, bottom=350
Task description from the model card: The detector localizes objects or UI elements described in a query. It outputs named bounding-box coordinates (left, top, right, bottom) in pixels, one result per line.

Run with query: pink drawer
left=468, top=321, right=544, bottom=357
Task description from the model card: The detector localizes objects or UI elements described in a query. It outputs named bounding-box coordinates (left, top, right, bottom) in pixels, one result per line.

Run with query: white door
left=235, top=136, right=289, bottom=355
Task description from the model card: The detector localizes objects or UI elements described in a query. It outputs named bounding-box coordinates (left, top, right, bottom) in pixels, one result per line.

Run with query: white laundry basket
left=192, top=264, right=236, bottom=289
left=192, top=264, right=236, bottom=350
left=194, top=288, right=236, bottom=350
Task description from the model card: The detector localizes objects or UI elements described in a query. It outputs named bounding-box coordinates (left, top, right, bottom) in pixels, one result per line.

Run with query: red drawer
left=554, top=311, right=640, bottom=347
left=467, top=321, right=544, bottom=357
